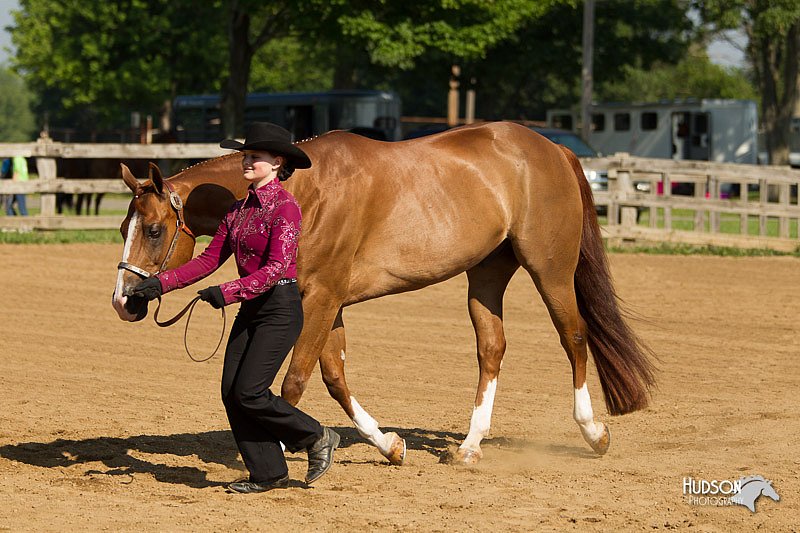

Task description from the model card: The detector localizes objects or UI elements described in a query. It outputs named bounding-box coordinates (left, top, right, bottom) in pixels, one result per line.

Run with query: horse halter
left=117, top=183, right=223, bottom=362
left=117, top=180, right=196, bottom=279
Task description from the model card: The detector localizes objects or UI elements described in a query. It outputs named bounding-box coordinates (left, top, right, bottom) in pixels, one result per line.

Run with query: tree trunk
left=751, top=20, right=799, bottom=166
left=220, top=6, right=254, bottom=139
left=333, top=42, right=360, bottom=89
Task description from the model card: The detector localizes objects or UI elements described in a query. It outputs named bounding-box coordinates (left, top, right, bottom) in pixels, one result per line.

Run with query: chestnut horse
left=112, top=122, right=655, bottom=465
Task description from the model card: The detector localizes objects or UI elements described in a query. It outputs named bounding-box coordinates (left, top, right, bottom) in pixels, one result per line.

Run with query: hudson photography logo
left=682, top=475, right=780, bottom=512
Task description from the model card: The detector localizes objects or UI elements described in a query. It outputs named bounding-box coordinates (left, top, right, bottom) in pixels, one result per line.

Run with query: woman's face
left=242, top=150, right=283, bottom=185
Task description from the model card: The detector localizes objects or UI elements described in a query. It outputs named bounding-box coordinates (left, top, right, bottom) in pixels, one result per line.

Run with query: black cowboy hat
left=220, top=122, right=312, bottom=169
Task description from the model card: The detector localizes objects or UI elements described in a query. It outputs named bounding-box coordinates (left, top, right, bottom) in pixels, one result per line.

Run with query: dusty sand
left=0, top=244, right=798, bottom=531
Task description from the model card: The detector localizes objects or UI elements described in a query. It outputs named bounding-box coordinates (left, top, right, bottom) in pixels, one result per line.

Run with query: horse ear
left=120, top=163, right=140, bottom=193
left=148, top=162, right=164, bottom=195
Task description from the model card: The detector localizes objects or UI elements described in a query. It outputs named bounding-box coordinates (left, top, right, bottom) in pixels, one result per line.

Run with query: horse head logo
left=730, top=475, right=780, bottom=513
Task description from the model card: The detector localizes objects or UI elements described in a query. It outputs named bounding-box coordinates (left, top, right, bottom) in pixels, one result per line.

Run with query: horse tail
left=558, top=145, right=656, bottom=415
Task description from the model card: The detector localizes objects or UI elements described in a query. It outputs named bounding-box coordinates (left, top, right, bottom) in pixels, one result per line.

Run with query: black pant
left=221, top=283, right=322, bottom=482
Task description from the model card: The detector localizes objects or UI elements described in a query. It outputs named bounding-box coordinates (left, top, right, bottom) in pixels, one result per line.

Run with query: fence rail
left=581, top=154, right=800, bottom=252
left=2, top=141, right=800, bottom=252
left=0, top=140, right=227, bottom=230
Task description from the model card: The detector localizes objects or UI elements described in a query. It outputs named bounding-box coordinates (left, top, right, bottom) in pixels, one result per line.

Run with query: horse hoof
left=383, top=432, right=406, bottom=466
left=439, top=446, right=482, bottom=465
left=588, top=423, right=611, bottom=455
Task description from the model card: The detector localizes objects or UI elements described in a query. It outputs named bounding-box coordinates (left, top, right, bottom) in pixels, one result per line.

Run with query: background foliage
left=0, top=67, right=36, bottom=141
left=5, top=0, right=768, bottom=146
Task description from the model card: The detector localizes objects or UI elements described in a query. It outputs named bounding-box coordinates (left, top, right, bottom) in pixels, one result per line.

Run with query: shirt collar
left=247, top=178, right=281, bottom=207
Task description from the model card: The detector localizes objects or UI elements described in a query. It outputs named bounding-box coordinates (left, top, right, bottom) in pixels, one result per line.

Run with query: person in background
left=5, top=156, right=29, bottom=216
left=0, top=158, right=10, bottom=212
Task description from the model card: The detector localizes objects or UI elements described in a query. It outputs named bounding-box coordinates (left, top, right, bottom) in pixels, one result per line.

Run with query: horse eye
left=148, top=226, right=162, bottom=239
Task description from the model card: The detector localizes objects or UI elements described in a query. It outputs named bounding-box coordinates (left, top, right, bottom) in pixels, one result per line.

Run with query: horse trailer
left=173, top=90, right=402, bottom=143
left=547, top=99, right=759, bottom=164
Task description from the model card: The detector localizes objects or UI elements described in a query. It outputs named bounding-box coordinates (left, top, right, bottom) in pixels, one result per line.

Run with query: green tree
left=463, top=0, right=696, bottom=120
left=219, top=0, right=562, bottom=137
left=249, top=36, right=334, bottom=93
left=10, top=0, right=227, bottom=135
left=0, top=68, right=36, bottom=141
left=694, top=0, right=800, bottom=165
left=600, top=48, right=758, bottom=102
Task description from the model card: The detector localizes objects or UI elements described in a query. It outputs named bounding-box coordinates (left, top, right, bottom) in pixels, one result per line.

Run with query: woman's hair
left=277, top=162, right=295, bottom=181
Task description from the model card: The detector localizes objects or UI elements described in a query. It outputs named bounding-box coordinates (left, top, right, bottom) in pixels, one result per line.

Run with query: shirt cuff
left=156, top=271, right=178, bottom=294
left=219, top=280, right=243, bottom=305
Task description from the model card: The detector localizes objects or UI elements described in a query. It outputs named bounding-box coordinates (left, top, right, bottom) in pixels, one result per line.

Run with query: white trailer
left=547, top=99, right=759, bottom=164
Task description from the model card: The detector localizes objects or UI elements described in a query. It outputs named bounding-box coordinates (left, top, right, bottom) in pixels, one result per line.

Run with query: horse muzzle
left=112, top=290, right=149, bottom=322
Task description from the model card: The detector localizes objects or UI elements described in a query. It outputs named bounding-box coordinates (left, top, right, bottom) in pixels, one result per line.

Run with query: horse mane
left=167, top=131, right=338, bottom=181
left=169, top=151, right=242, bottom=180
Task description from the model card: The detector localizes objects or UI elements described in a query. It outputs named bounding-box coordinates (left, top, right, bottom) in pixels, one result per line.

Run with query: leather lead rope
left=153, top=296, right=226, bottom=362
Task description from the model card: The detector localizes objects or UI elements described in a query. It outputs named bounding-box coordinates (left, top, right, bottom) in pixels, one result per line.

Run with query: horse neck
left=169, top=154, right=249, bottom=236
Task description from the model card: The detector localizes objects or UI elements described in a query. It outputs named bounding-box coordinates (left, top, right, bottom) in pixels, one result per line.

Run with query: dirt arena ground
left=0, top=243, right=798, bottom=531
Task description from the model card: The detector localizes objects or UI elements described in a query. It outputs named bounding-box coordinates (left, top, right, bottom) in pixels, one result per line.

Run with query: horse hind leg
left=318, top=309, right=406, bottom=465
left=516, top=242, right=611, bottom=455
left=447, top=243, right=519, bottom=465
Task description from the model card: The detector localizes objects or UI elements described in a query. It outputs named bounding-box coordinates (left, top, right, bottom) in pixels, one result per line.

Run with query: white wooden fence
left=1, top=140, right=799, bottom=252
left=581, top=154, right=800, bottom=252
left=0, top=138, right=228, bottom=230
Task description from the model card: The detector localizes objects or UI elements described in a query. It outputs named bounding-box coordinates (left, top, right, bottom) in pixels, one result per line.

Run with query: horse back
left=291, top=122, right=582, bottom=301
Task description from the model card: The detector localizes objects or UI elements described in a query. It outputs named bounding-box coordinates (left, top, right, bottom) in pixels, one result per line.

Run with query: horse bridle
left=117, top=180, right=195, bottom=280
left=117, top=182, right=224, bottom=362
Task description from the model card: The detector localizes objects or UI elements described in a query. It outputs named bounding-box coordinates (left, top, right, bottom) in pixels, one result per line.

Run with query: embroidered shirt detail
left=156, top=178, right=301, bottom=305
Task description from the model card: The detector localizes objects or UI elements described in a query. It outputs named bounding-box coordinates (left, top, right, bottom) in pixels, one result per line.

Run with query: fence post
left=607, top=168, right=618, bottom=227
left=663, top=173, right=672, bottom=230
left=35, top=136, right=57, bottom=217
left=779, top=183, right=789, bottom=238
left=740, top=180, right=748, bottom=235
left=694, top=175, right=706, bottom=231
left=709, top=175, right=720, bottom=233
left=758, top=178, right=768, bottom=236
left=617, top=168, right=637, bottom=229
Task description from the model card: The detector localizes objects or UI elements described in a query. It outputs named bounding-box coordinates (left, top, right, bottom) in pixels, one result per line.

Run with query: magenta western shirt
left=156, top=178, right=301, bottom=305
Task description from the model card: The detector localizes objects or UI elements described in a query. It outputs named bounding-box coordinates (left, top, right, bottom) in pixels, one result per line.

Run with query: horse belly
left=345, top=204, right=508, bottom=303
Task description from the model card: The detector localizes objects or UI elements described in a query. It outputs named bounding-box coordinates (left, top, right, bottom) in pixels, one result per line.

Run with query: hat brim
left=219, top=139, right=312, bottom=169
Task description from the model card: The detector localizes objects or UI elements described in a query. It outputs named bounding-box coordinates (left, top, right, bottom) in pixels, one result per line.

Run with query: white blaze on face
left=459, top=378, right=497, bottom=451
left=573, top=383, right=604, bottom=442
left=349, top=396, right=393, bottom=456
left=112, top=212, right=140, bottom=321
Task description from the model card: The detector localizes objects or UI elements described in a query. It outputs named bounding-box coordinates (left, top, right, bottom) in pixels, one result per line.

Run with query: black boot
left=227, top=475, right=290, bottom=494
left=305, top=427, right=340, bottom=484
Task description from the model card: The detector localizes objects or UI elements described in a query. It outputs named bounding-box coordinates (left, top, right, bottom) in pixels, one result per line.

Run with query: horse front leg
left=318, top=310, right=406, bottom=465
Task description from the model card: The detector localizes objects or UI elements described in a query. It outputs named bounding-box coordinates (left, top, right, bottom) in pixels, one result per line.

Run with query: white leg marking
left=350, top=396, right=393, bottom=455
left=112, top=212, right=139, bottom=320
left=340, top=349, right=346, bottom=361
left=574, top=383, right=604, bottom=442
left=459, top=378, right=497, bottom=451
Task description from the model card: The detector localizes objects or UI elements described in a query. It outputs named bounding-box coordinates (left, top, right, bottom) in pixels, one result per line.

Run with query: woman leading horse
left=130, top=123, right=340, bottom=493
left=112, top=121, right=655, bottom=467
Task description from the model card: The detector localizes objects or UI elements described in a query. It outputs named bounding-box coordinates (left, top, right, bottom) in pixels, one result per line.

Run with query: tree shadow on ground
left=0, top=426, right=594, bottom=488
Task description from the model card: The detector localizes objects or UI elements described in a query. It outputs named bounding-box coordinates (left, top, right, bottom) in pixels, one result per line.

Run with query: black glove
left=198, top=285, right=225, bottom=309
left=131, top=277, right=162, bottom=301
